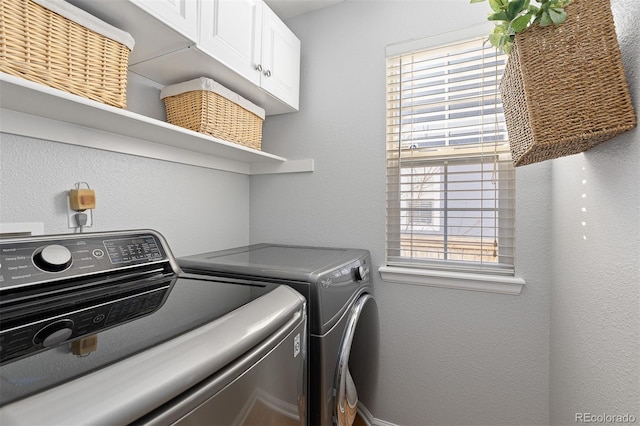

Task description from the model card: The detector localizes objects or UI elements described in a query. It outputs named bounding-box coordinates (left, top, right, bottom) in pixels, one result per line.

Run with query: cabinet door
left=199, top=0, right=262, bottom=86
left=260, top=4, right=300, bottom=110
left=131, top=0, right=198, bottom=41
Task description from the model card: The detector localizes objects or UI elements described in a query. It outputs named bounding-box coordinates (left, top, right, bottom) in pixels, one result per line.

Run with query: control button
left=33, top=245, right=72, bottom=273
left=33, top=320, right=74, bottom=347
left=92, top=249, right=105, bottom=258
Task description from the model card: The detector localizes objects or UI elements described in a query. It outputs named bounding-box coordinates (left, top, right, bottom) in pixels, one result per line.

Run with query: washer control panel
left=0, top=230, right=178, bottom=364
left=0, top=232, right=167, bottom=291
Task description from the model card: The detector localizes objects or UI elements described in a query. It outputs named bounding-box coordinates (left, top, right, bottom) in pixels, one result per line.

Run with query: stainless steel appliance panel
left=143, top=317, right=307, bottom=425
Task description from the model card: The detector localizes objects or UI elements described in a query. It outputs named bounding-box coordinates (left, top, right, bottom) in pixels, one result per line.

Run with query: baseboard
left=358, top=403, right=399, bottom=426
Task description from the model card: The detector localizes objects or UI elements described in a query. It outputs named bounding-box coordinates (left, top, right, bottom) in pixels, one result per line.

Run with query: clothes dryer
left=179, top=243, right=379, bottom=426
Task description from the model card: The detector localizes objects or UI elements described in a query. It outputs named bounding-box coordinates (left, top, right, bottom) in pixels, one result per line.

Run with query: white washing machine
left=179, top=243, right=379, bottom=426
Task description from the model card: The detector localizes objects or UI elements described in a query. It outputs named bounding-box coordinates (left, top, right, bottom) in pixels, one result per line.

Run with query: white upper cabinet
left=259, top=4, right=300, bottom=110
left=199, top=0, right=263, bottom=87
left=198, top=0, right=300, bottom=111
left=132, top=0, right=198, bottom=42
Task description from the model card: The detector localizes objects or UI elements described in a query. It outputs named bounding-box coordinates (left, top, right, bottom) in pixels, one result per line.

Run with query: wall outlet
left=67, top=197, right=93, bottom=229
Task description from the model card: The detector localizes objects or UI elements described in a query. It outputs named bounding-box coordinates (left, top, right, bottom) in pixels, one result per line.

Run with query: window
left=385, top=34, right=516, bottom=277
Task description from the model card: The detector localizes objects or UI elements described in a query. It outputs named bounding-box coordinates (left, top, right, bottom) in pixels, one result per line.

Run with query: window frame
left=380, top=25, right=525, bottom=295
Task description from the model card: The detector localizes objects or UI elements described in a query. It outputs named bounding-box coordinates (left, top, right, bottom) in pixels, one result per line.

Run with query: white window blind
left=386, top=36, right=515, bottom=276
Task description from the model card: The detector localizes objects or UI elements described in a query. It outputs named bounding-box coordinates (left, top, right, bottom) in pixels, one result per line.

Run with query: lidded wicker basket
left=0, top=0, right=134, bottom=108
left=161, top=77, right=265, bottom=150
left=500, top=0, right=636, bottom=167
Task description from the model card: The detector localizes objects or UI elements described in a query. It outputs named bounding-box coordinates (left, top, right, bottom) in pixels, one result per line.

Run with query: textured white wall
left=0, top=134, right=250, bottom=256
left=549, top=0, right=640, bottom=424
left=251, top=1, right=552, bottom=424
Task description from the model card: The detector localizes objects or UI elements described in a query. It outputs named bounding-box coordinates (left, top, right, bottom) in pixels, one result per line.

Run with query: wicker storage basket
left=161, top=77, right=265, bottom=150
left=500, top=0, right=636, bottom=167
left=0, top=0, right=134, bottom=108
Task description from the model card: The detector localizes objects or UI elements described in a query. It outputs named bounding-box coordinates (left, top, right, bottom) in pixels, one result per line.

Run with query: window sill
left=378, top=266, right=525, bottom=295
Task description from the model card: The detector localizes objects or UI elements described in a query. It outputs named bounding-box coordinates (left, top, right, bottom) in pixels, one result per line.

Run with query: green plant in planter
left=471, top=0, right=572, bottom=53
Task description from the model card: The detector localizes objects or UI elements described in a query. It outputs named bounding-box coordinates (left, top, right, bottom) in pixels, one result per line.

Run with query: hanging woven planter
left=499, top=0, right=637, bottom=167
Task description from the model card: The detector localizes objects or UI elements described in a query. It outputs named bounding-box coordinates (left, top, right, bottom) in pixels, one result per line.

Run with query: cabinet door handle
left=264, top=70, right=272, bottom=77
left=255, top=64, right=263, bottom=72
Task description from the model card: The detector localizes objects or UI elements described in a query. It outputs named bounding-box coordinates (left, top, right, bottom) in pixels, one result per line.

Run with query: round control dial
left=354, top=265, right=368, bottom=282
left=33, top=245, right=72, bottom=272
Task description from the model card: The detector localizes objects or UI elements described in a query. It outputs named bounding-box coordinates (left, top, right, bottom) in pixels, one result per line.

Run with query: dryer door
left=333, top=293, right=376, bottom=426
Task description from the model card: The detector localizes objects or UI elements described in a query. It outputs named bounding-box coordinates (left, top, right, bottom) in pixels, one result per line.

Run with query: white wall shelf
left=0, top=73, right=313, bottom=175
